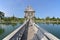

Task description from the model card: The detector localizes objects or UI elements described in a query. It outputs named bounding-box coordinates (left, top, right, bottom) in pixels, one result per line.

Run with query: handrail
left=31, top=23, right=48, bottom=40
left=34, top=23, right=60, bottom=40
left=3, top=19, right=29, bottom=40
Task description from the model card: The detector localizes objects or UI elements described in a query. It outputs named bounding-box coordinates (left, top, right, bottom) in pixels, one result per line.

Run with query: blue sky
left=0, top=0, right=60, bottom=18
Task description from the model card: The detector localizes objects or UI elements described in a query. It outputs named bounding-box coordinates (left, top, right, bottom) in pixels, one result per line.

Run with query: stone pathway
left=27, top=25, right=36, bottom=40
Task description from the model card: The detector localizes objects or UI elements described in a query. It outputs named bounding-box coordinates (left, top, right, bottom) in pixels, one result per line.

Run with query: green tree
left=45, top=16, right=50, bottom=20
left=0, top=11, right=4, bottom=20
left=51, top=16, right=56, bottom=21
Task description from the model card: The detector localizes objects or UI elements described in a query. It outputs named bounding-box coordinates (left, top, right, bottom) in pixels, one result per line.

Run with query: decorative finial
left=25, top=5, right=34, bottom=11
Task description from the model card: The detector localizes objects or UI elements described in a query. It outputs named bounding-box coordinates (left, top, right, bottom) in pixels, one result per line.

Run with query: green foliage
left=0, top=11, right=4, bottom=18
left=46, top=16, right=50, bottom=20
left=2, top=16, right=24, bottom=23
left=35, top=16, right=60, bottom=24
left=0, top=29, right=4, bottom=35
left=1, top=11, right=60, bottom=24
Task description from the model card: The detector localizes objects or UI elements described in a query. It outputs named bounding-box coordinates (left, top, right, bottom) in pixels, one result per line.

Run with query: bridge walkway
left=3, top=19, right=60, bottom=40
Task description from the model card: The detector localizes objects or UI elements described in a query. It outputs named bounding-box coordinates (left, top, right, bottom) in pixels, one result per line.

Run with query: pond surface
left=0, top=23, right=21, bottom=40
left=0, top=23, right=60, bottom=40
left=37, top=23, right=60, bottom=39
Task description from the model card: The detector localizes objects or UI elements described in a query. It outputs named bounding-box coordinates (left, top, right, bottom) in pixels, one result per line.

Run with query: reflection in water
left=0, top=23, right=21, bottom=40
left=10, top=23, right=17, bottom=27
left=37, top=23, right=60, bottom=39
left=0, top=29, right=4, bottom=35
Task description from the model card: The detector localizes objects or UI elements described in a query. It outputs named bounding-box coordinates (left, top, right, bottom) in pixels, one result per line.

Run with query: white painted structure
left=24, top=6, right=35, bottom=22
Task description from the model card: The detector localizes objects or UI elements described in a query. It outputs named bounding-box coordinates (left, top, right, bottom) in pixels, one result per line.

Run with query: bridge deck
left=3, top=20, right=60, bottom=40
left=27, top=24, right=48, bottom=40
left=27, top=25, right=35, bottom=40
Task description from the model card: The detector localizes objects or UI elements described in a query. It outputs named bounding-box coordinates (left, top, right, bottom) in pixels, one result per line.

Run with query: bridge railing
left=33, top=23, right=60, bottom=40
left=3, top=19, right=29, bottom=40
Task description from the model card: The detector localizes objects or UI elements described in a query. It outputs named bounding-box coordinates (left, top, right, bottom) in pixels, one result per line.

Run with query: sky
left=0, top=0, right=60, bottom=18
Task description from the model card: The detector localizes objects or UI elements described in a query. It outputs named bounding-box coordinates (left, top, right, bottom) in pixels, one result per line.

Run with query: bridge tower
left=24, top=6, right=35, bottom=22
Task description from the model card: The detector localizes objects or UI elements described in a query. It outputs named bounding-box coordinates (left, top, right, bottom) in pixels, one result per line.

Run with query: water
left=37, top=23, right=60, bottom=39
left=0, top=23, right=21, bottom=40
left=0, top=23, right=60, bottom=40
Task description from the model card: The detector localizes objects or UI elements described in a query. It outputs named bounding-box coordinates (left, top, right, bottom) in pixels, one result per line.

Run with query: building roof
left=25, top=6, right=35, bottom=11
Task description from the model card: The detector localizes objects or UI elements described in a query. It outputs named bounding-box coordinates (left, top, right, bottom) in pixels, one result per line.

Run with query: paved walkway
left=27, top=25, right=35, bottom=40
left=27, top=19, right=40, bottom=40
left=27, top=21, right=48, bottom=40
